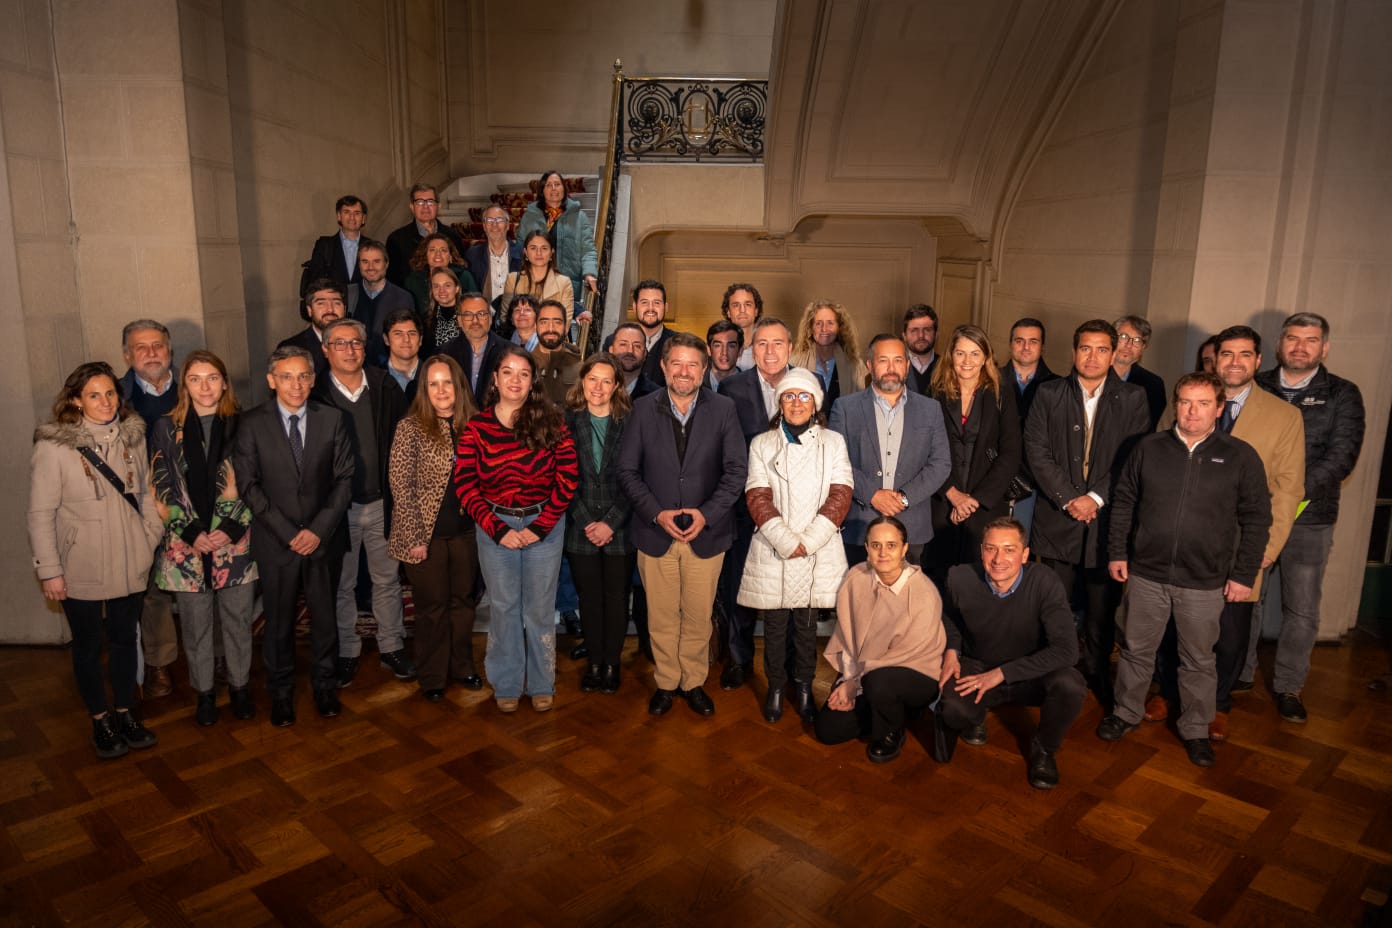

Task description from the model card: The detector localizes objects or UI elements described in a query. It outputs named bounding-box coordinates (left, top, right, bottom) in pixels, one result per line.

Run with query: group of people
left=27, top=176, right=1366, bottom=790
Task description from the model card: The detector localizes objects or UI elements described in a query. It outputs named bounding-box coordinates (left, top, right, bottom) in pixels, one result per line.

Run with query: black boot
left=195, top=691, right=218, bottom=727
left=580, top=663, right=602, bottom=693
left=763, top=688, right=784, bottom=723
left=600, top=663, right=620, bottom=694
left=792, top=680, right=817, bottom=723
left=91, top=714, right=129, bottom=760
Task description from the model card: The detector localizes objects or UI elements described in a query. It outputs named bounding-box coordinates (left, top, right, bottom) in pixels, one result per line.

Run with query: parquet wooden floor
left=1, top=630, right=1390, bottom=927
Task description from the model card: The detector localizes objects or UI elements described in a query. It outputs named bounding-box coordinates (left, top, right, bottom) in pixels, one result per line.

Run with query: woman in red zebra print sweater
left=454, top=344, right=578, bottom=713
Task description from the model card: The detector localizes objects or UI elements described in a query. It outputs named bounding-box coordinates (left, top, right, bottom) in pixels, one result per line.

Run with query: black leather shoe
left=1230, top=678, right=1254, bottom=695
left=1276, top=692, right=1307, bottom=723
left=1027, top=740, right=1060, bottom=790
left=314, top=689, right=341, bottom=719
left=195, top=692, right=218, bottom=727
left=792, top=681, right=817, bottom=723
left=455, top=674, right=483, bottom=690
left=763, top=688, right=784, bottom=724
left=648, top=689, right=676, bottom=716
left=867, top=728, right=905, bottom=764
left=561, top=609, right=582, bottom=636
left=1183, top=737, right=1216, bottom=767
left=1096, top=715, right=1138, bottom=742
left=962, top=722, right=988, bottom=746
left=91, top=715, right=129, bottom=760
left=569, top=642, right=589, bottom=661
left=580, top=664, right=602, bottom=693
left=335, top=656, right=359, bottom=689
left=229, top=686, right=255, bottom=720
left=600, top=663, right=620, bottom=694
left=423, top=688, right=446, bottom=703
left=114, top=711, right=158, bottom=750
left=271, top=696, right=296, bottom=727
left=719, top=662, right=749, bottom=690
left=380, top=649, right=417, bottom=681
left=685, top=686, right=716, bottom=716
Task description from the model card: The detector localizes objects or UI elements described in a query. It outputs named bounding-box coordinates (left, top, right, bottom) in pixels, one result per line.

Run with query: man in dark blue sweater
left=119, top=319, right=180, bottom=698
left=940, top=518, right=1085, bottom=790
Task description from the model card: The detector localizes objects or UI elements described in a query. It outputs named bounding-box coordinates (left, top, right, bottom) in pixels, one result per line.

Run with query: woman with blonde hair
left=388, top=354, right=483, bottom=701
left=926, top=324, right=1021, bottom=581
left=28, top=361, right=165, bottom=758
left=790, top=299, right=865, bottom=407
left=150, top=349, right=258, bottom=726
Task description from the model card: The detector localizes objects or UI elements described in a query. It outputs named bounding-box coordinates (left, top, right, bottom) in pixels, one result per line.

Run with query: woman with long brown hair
left=422, top=266, right=468, bottom=351
left=405, top=232, right=476, bottom=314
left=150, top=350, right=258, bottom=726
left=515, top=169, right=599, bottom=307
left=563, top=353, right=634, bottom=694
left=454, top=345, right=578, bottom=712
left=927, top=324, right=1021, bottom=581
left=388, top=354, right=482, bottom=701
left=28, top=361, right=165, bottom=758
left=501, top=230, right=577, bottom=330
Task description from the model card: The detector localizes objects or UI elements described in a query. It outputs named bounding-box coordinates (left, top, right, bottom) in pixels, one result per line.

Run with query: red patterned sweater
left=454, top=407, right=578, bottom=543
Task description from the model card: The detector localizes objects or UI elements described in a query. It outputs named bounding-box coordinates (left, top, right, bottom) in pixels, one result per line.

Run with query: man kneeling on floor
left=939, top=517, right=1086, bottom=790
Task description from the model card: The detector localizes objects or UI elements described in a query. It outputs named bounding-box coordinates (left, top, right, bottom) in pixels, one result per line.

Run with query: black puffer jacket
left=1255, top=365, right=1365, bottom=525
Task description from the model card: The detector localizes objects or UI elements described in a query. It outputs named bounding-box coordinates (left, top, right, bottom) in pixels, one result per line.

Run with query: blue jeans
left=477, top=512, right=565, bottom=699
left=1272, top=521, right=1334, bottom=694
left=1012, top=490, right=1037, bottom=542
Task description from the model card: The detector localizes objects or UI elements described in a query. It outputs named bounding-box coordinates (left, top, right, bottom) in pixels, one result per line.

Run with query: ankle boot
left=600, top=663, right=620, bottom=694
left=763, top=688, right=784, bottom=724
left=792, top=680, right=817, bottom=723
left=91, top=714, right=129, bottom=760
left=580, top=663, right=602, bottom=692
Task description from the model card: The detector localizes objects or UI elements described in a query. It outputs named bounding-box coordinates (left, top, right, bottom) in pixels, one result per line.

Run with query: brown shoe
left=1209, top=711, right=1229, bottom=742
left=1143, top=694, right=1168, bottom=722
left=144, top=665, right=173, bottom=699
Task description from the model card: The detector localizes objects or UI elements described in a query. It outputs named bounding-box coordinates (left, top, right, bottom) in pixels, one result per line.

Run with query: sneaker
left=496, top=697, right=520, bottom=713
left=379, top=649, right=417, bottom=681
left=335, top=656, right=359, bottom=689
left=1276, top=692, right=1307, bottom=723
left=114, top=711, right=158, bottom=750
left=91, top=715, right=129, bottom=760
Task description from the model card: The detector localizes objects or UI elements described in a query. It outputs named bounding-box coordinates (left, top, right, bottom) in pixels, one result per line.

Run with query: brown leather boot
left=143, top=665, right=173, bottom=699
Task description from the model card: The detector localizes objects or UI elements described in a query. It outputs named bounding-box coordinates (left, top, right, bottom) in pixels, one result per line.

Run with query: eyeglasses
left=483, top=217, right=508, bottom=225
left=1117, top=334, right=1147, bottom=345
left=412, top=198, right=438, bottom=207
left=327, top=339, right=365, bottom=351
left=274, top=372, right=314, bottom=384
left=458, top=310, right=491, bottom=322
left=781, top=392, right=815, bottom=403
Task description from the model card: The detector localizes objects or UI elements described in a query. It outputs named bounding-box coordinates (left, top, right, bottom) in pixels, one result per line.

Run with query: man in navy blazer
left=234, top=346, right=354, bottom=727
left=301, top=195, right=366, bottom=293
left=829, top=333, right=951, bottom=565
left=464, top=204, right=524, bottom=313
left=618, top=332, right=747, bottom=718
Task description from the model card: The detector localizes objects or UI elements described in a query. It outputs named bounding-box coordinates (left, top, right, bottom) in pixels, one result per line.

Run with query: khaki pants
left=142, top=570, right=178, bottom=669
left=638, top=543, right=724, bottom=691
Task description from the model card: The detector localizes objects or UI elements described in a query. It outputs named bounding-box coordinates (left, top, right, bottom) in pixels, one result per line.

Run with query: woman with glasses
left=405, top=232, right=476, bottom=315
left=455, top=345, right=578, bottom=712
left=502, top=231, right=576, bottom=331
left=738, top=368, right=852, bottom=724
left=926, top=324, right=1020, bottom=584
left=28, top=361, right=165, bottom=758
left=389, top=355, right=483, bottom=701
left=150, top=350, right=258, bottom=726
left=506, top=294, right=541, bottom=352
left=515, top=170, right=599, bottom=309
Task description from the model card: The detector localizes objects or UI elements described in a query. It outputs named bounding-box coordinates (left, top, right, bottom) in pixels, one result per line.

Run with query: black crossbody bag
left=77, top=446, right=141, bottom=514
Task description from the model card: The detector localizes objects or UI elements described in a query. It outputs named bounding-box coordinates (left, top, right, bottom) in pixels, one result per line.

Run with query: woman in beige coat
left=28, top=361, right=165, bottom=759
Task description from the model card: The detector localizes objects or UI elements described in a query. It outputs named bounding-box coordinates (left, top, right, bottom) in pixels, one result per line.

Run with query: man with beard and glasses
left=829, top=333, right=950, bottom=567
left=902, top=304, right=940, bottom=395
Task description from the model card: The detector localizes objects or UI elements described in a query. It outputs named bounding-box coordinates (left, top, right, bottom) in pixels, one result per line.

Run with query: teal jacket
left=516, top=197, right=598, bottom=291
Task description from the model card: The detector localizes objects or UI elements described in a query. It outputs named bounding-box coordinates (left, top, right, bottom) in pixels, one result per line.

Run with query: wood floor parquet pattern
left=1, top=633, right=1390, bottom=927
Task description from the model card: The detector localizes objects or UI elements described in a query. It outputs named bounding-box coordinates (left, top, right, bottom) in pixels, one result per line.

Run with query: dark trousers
left=62, top=593, right=143, bottom=716
left=406, top=533, right=479, bottom=690
left=938, top=660, right=1086, bottom=752
left=814, top=666, right=940, bottom=743
left=1040, top=557, right=1121, bottom=709
left=758, top=607, right=817, bottom=691
left=1156, top=600, right=1252, bottom=714
left=718, top=517, right=756, bottom=666
left=259, top=554, right=341, bottom=697
left=568, top=549, right=636, bottom=665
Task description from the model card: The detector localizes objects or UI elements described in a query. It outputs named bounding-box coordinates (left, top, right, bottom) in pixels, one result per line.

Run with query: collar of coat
left=35, top=415, right=145, bottom=449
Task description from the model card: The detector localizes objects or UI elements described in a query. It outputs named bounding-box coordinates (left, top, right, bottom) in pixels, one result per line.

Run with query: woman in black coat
left=927, top=325, right=1021, bottom=583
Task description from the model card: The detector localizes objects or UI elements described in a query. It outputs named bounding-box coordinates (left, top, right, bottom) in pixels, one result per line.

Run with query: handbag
left=985, top=446, right=1033, bottom=502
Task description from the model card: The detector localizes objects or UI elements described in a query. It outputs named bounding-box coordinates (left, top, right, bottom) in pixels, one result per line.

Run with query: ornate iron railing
left=588, top=63, right=767, bottom=352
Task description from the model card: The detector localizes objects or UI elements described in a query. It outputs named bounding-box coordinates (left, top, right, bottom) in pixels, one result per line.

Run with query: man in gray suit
left=829, top=333, right=951, bottom=565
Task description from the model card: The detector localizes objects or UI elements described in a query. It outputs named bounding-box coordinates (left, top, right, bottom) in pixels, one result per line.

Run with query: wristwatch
left=898, top=491, right=909, bottom=508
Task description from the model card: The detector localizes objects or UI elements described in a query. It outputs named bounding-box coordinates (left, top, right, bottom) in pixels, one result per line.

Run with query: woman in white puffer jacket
left=737, top=368, right=852, bottom=725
